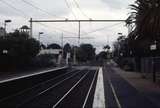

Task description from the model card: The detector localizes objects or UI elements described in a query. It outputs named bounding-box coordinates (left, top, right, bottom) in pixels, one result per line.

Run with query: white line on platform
left=93, top=67, right=105, bottom=108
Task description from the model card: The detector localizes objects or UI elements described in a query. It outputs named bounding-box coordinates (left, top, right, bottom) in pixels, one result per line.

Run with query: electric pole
left=78, top=21, right=80, bottom=45
left=30, top=18, right=33, bottom=38
left=61, top=33, right=64, bottom=61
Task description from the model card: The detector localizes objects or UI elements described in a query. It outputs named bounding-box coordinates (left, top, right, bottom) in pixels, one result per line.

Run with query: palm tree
left=103, top=45, right=110, bottom=52
left=126, top=0, right=160, bottom=57
left=128, top=0, right=160, bottom=41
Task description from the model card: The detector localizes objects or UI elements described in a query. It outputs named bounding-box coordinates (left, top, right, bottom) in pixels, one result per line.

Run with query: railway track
left=0, top=68, right=98, bottom=108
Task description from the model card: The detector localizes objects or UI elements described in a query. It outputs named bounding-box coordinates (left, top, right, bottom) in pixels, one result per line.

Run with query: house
left=38, top=48, right=62, bottom=64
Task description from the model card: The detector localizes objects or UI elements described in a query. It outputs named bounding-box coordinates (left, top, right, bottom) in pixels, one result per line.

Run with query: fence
left=141, top=57, right=160, bottom=82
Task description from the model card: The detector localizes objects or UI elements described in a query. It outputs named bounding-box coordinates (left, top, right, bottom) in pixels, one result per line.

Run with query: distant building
left=39, top=49, right=62, bottom=55
left=39, top=49, right=62, bottom=63
left=0, top=27, right=5, bottom=37
left=19, top=25, right=30, bottom=36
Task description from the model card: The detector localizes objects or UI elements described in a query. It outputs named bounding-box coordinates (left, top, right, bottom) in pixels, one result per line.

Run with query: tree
left=126, top=0, right=160, bottom=57
left=76, top=44, right=96, bottom=62
left=103, top=45, right=110, bottom=52
left=113, top=36, right=132, bottom=57
left=63, top=43, right=71, bottom=59
left=47, top=43, right=61, bottom=49
left=41, top=44, right=47, bottom=49
left=129, top=0, right=160, bottom=38
left=96, top=51, right=108, bottom=60
left=0, top=30, right=40, bottom=68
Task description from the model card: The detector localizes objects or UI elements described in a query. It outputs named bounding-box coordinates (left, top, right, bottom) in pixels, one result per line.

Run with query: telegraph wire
left=37, top=22, right=77, bottom=35
left=21, top=0, right=66, bottom=19
left=61, top=0, right=79, bottom=33
left=20, top=0, right=77, bottom=34
left=72, top=0, right=89, bottom=19
left=70, top=0, right=92, bottom=38
left=64, top=0, right=77, bottom=19
left=0, top=0, right=125, bottom=44
left=0, top=0, right=77, bottom=35
left=65, top=0, right=89, bottom=35
left=21, top=0, right=81, bottom=35
left=0, top=0, right=29, bottom=18
left=81, top=22, right=123, bottom=36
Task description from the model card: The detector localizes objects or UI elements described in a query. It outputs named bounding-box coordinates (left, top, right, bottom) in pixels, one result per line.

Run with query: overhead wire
left=20, top=0, right=66, bottom=19
left=64, top=0, right=89, bottom=36
left=0, top=0, right=77, bottom=36
left=0, top=0, right=29, bottom=18
left=23, top=0, right=85, bottom=37
left=37, top=22, right=77, bottom=35
left=81, top=22, right=123, bottom=36
left=72, top=0, right=89, bottom=19
left=20, top=0, right=77, bottom=35
left=0, top=0, right=125, bottom=46
left=69, top=0, right=91, bottom=35
left=61, top=0, right=79, bottom=34
left=21, top=0, right=90, bottom=37
left=64, top=0, right=77, bottom=19
left=0, top=0, right=59, bottom=37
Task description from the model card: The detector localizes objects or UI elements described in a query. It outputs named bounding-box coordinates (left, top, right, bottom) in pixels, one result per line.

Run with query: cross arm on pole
left=29, top=19, right=126, bottom=23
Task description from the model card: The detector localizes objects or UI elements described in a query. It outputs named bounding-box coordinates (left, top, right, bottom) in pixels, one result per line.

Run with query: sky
left=0, top=0, right=135, bottom=53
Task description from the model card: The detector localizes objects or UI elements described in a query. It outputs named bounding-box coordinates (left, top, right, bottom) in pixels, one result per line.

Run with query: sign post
left=150, top=43, right=157, bottom=82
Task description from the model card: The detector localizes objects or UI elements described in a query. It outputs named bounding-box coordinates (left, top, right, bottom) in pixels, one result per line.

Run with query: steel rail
left=107, top=67, right=122, bottom=108
left=82, top=69, right=99, bottom=108
left=52, top=70, right=90, bottom=108
left=16, top=69, right=84, bottom=108
left=0, top=69, right=76, bottom=102
left=0, top=67, right=68, bottom=84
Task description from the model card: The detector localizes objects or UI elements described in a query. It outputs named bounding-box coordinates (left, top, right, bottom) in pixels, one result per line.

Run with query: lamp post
left=4, top=20, right=11, bottom=37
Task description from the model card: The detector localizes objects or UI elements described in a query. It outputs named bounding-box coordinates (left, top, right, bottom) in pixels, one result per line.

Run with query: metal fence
left=141, top=57, right=160, bottom=82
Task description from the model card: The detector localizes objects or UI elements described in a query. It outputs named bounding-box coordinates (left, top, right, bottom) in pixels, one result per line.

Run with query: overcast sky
left=0, top=0, right=135, bottom=53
